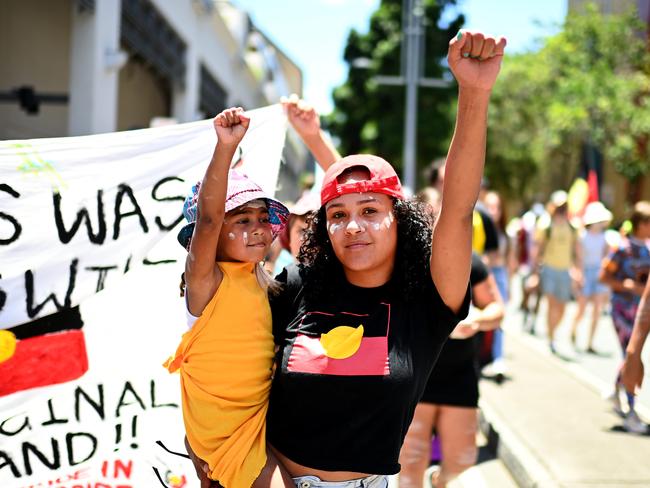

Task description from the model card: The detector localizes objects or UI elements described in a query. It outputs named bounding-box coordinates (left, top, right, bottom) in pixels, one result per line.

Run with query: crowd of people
left=511, top=193, right=650, bottom=435
left=160, top=27, right=649, bottom=488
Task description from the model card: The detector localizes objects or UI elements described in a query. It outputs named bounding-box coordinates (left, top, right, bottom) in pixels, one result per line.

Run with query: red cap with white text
left=320, top=154, right=404, bottom=206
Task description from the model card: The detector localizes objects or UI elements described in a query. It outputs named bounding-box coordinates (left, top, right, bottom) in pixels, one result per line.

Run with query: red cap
left=320, top=154, right=404, bottom=206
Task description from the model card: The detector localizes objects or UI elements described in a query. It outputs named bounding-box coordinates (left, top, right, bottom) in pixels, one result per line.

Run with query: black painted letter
left=152, top=176, right=185, bottom=231
left=113, top=184, right=148, bottom=239
left=0, top=184, right=22, bottom=246
left=53, top=190, right=106, bottom=244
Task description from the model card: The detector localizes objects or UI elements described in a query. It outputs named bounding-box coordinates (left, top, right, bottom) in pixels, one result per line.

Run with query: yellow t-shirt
left=164, top=262, right=274, bottom=488
left=536, top=221, right=575, bottom=270
left=472, top=210, right=486, bottom=254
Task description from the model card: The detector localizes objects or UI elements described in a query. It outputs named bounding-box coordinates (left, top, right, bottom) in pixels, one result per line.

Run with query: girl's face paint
left=216, top=205, right=272, bottom=263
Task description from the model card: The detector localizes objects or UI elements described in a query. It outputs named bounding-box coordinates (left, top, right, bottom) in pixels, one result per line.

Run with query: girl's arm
left=431, top=31, right=507, bottom=312
left=185, top=108, right=250, bottom=316
left=282, top=95, right=341, bottom=170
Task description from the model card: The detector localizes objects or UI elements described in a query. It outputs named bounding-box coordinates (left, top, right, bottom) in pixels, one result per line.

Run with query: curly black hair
left=297, top=198, right=434, bottom=301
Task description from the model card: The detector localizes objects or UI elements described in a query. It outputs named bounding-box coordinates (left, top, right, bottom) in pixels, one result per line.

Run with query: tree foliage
left=325, top=0, right=464, bottom=185
left=486, top=4, right=650, bottom=202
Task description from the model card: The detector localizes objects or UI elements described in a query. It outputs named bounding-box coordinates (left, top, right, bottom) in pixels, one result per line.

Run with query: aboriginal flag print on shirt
left=287, top=303, right=391, bottom=376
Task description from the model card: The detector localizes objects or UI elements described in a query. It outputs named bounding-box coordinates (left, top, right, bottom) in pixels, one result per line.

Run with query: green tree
left=486, top=4, right=650, bottom=204
left=325, top=0, right=464, bottom=185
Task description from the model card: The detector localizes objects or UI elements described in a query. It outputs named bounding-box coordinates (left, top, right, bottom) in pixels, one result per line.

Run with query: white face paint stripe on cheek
left=243, top=231, right=248, bottom=244
left=327, top=222, right=344, bottom=235
left=381, top=213, right=394, bottom=230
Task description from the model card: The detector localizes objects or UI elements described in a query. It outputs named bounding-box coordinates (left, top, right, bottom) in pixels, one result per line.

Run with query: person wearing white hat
left=569, top=202, right=613, bottom=353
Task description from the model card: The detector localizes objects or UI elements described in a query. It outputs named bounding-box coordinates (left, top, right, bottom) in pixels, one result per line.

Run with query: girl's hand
left=448, top=31, right=507, bottom=92
left=214, top=107, right=250, bottom=146
left=281, top=94, right=321, bottom=138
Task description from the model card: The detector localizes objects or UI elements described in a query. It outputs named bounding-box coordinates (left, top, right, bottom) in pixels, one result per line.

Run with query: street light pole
left=364, top=0, right=452, bottom=190
left=402, top=0, right=421, bottom=191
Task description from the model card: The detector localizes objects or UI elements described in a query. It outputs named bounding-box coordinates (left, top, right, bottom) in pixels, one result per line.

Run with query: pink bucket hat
left=177, top=170, right=289, bottom=249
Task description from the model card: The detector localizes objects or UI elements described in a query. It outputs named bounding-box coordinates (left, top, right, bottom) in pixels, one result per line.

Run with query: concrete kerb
left=478, top=400, right=558, bottom=488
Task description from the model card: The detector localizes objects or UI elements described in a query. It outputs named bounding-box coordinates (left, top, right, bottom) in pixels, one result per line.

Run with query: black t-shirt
left=268, top=265, right=470, bottom=475
left=429, top=253, right=489, bottom=370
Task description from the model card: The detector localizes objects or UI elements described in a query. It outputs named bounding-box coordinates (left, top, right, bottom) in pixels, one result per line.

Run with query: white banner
left=0, top=104, right=288, bottom=488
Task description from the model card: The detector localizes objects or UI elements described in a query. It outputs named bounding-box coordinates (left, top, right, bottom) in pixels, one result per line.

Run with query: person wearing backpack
left=532, top=191, right=579, bottom=354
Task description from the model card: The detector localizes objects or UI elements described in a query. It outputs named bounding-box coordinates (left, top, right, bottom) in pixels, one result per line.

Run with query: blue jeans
left=491, top=266, right=509, bottom=361
left=293, top=475, right=388, bottom=488
left=541, top=265, right=573, bottom=302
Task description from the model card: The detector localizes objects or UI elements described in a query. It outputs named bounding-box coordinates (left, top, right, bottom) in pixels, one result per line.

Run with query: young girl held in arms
left=164, top=107, right=293, bottom=488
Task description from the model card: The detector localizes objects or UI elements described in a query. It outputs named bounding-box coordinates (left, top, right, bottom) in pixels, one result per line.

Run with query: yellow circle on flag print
left=319, top=325, right=364, bottom=359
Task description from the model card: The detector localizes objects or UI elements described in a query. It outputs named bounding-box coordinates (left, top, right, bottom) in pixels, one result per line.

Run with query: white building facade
left=1, top=0, right=310, bottom=198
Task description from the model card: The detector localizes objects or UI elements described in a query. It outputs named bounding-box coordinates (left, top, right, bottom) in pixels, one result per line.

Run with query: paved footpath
left=479, top=296, right=650, bottom=488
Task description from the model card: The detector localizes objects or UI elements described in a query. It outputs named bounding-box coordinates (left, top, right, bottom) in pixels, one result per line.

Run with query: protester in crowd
left=531, top=191, right=579, bottom=354
left=399, top=189, right=504, bottom=488
left=426, top=160, right=499, bottom=259
left=186, top=30, right=507, bottom=487
left=516, top=203, right=546, bottom=332
left=600, top=201, right=650, bottom=434
left=427, top=159, right=499, bottom=369
left=482, top=189, right=514, bottom=380
left=570, top=201, right=612, bottom=353
left=265, top=97, right=341, bottom=276
left=621, top=277, right=650, bottom=421
left=164, top=107, right=294, bottom=488
left=270, top=192, right=321, bottom=276
left=269, top=95, right=343, bottom=276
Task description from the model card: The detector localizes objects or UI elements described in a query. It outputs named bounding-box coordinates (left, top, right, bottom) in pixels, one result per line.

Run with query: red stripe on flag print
left=287, top=334, right=389, bottom=376
left=0, top=330, right=88, bottom=396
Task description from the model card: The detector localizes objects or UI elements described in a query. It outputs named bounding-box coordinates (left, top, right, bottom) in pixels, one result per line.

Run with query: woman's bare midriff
left=269, top=445, right=372, bottom=481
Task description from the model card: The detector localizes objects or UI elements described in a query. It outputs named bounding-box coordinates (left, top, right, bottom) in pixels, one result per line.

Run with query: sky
left=232, top=0, right=568, bottom=114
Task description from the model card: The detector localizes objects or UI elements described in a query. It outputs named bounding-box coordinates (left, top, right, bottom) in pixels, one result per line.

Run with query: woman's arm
left=450, top=273, right=504, bottom=339
left=622, top=279, right=650, bottom=393
left=572, top=236, right=584, bottom=287
left=472, top=273, right=505, bottom=330
left=431, top=31, right=507, bottom=312
left=599, top=254, right=645, bottom=296
left=185, top=108, right=250, bottom=315
left=281, top=95, right=341, bottom=170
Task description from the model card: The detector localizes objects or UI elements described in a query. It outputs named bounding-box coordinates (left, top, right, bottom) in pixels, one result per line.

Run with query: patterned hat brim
left=176, top=198, right=289, bottom=250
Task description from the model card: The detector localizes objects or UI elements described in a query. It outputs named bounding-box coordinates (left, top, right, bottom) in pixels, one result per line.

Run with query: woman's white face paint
left=373, top=211, right=394, bottom=231
left=242, top=231, right=249, bottom=245
left=328, top=222, right=344, bottom=235
left=228, top=232, right=236, bottom=240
